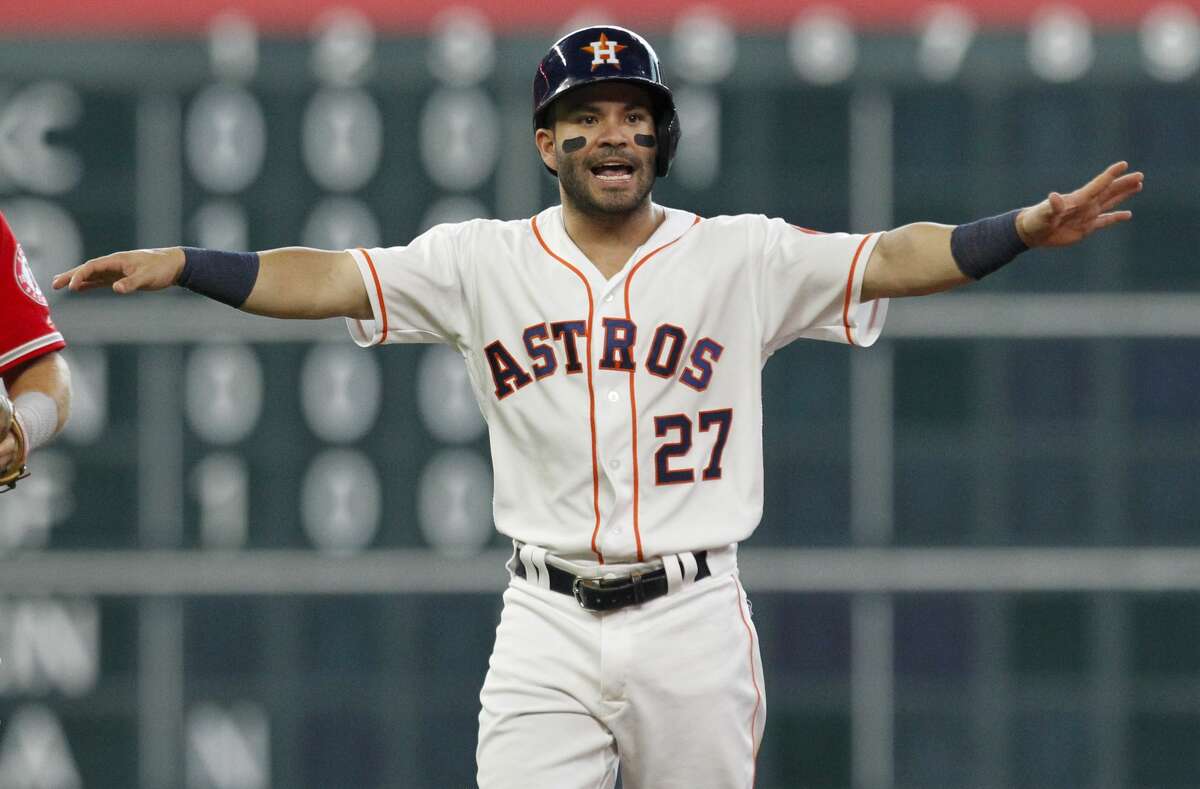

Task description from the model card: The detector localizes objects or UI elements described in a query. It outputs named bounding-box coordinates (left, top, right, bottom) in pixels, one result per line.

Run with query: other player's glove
left=0, top=391, right=30, bottom=491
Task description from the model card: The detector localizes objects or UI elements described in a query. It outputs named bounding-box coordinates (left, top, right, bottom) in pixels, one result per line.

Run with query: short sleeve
left=755, top=217, right=889, bottom=356
left=344, top=222, right=470, bottom=348
left=0, top=212, right=66, bottom=375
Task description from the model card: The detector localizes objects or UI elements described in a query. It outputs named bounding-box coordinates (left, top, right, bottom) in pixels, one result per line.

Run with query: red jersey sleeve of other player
left=0, top=211, right=66, bottom=375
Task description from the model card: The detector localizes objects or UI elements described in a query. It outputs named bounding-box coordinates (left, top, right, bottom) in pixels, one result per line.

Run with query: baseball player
left=1, top=210, right=72, bottom=492
left=55, top=26, right=1143, bottom=788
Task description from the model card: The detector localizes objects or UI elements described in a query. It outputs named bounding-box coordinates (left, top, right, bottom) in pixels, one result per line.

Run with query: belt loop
left=530, top=546, right=551, bottom=589
left=518, top=544, right=539, bottom=585
left=506, top=541, right=521, bottom=576
left=631, top=572, right=646, bottom=604
left=679, top=551, right=699, bottom=584
left=663, top=553, right=684, bottom=592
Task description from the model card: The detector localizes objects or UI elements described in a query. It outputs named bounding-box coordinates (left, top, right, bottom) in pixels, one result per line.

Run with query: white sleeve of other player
left=344, top=222, right=469, bottom=348
left=755, top=217, right=888, bottom=356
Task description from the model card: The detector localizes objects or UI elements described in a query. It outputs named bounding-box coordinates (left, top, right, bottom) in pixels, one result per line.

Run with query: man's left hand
left=1016, top=161, right=1144, bottom=248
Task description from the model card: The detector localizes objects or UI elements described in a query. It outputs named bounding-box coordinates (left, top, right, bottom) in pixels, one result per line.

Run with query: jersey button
left=609, top=459, right=620, bottom=470
left=607, top=390, right=619, bottom=402
left=604, top=293, right=614, bottom=303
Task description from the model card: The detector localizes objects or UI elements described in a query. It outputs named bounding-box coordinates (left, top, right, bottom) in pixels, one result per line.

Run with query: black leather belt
left=513, top=550, right=711, bottom=612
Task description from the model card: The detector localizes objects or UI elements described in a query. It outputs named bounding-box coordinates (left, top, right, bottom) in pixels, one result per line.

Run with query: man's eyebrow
left=565, top=101, right=652, bottom=114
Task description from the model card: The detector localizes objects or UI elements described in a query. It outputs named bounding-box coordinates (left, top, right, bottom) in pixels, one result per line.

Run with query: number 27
left=653, top=408, right=733, bottom=485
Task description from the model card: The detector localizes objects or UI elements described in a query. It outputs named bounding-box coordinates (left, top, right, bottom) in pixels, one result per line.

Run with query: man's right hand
left=52, top=247, right=186, bottom=295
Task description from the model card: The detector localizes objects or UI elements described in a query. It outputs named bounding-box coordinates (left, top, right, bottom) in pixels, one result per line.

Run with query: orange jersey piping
left=734, top=578, right=763, bottom=786
left=841, top=233, right=875, bottom=347
left=622, top=215, right=702, bottom=562
left=531, top=215, right=604, bottom=563
left=358, top=248, right=389, bottom=345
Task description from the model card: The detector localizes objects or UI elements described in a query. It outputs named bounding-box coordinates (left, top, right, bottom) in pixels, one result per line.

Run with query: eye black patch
left=634, top=134, right=656, bottom=148
left=561, top=136, right=586, bottom=153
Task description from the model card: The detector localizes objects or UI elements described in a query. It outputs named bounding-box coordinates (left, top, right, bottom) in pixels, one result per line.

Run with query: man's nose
left=593, top=116, right=629, bottom=148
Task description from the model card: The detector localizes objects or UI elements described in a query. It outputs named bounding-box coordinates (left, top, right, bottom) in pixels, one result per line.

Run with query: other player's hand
left=52, top=247, right=186, bottom=295
left=0, top=392, right=27, bottom=491
left=1015, top=161, right=1144, bottom=249
left=0, top=430, right=18, bottom=472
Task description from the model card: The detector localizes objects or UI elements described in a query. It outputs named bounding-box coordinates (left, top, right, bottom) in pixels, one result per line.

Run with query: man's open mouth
left=591, top=162, right=635, bottom=181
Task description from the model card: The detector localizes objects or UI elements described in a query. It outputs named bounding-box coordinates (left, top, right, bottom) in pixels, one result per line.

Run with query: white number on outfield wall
left=0, top=197, right=82, bottom=306
left=419, top=449, right=493, bottom=557
left=302, top=449, right=381, bottom=555
left=301, top=344, right=382, bottom=444
left=918, top=5, right=978, bottom=81
left=186, top=85, right=267, bottom=194
left=789, top=9, right=858, bottom=84
left=0, top=705, right=82, bottom=788
left=301, top=196, right=381, bottom=250
left=186, top=344, right=263, bottom=445
left=418, top=345, right=485, bottom=444
left=0, top=82, right=83, bottom=195
left=1141, top=4, right=1200, bottom=81
left=420, top=89, right=499, bottom=191
left=1028, top=6, right=1094, bottom=82
left=303, top=89, right=383, bottom=192
left=186, top=702, right=270, bottom=789
left=191, top=453, right=250, bottom=550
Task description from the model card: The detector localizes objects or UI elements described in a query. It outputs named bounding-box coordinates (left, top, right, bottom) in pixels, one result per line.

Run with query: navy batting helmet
left=533, top=26, right=681, bottom=178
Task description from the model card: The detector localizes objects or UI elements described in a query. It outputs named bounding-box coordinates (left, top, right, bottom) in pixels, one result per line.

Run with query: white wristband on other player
left=14, top=392, right=59, bottom=454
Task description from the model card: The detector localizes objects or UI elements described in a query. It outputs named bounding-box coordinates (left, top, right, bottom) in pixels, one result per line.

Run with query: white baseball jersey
left=346, top=204, right=887, bottom=563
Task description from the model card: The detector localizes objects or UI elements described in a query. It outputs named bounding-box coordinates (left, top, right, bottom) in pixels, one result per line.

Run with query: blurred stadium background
left=1, top=0, right=1199, bottom=787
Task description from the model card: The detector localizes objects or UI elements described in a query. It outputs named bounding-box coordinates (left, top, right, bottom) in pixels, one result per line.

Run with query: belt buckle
left=571, top=577, right=593, bottom=610
left=572, top=574, right=642, bottom=612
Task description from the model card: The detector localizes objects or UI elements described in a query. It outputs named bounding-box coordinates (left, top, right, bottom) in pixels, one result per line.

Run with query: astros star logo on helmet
left=582, top=32, right=627, bottom=71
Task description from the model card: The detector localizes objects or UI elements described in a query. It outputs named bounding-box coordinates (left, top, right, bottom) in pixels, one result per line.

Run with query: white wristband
left=13, top=392, right=59, bottom=454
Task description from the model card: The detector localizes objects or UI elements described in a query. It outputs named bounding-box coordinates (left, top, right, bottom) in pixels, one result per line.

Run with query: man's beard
left=558, top=149, right=655, bottom=217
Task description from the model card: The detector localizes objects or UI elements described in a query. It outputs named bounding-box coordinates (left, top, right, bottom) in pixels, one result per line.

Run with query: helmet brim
left=533, top=75, right=674, bottom=131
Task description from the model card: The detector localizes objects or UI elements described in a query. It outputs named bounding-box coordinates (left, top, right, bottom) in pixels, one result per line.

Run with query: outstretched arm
left=52, top=246, right=372, bottom=320
left=861, top=161, right=1144, bottom=301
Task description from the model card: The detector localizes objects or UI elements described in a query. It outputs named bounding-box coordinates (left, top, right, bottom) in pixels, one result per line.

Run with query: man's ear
left=535, top=128, right=557, bottom=172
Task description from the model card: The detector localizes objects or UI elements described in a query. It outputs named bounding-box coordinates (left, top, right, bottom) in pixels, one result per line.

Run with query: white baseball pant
left=477, top=549, right=766, bottom=788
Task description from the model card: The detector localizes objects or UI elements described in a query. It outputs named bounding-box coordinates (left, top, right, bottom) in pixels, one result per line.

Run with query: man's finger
left=1098, top=173, right=1144, bottom=210
left=67, top=261, right=101, bottom=287
left=73, top=279, right=116, bottom=293
left=1092, top=211, right=1132, bottom=230
left=71, top=273, right=112, bottom=292
left=67, top=258, right=98, bottom=282
left=1099, top=171, right=1144, bottom=196
left=1100, top=184, right=1143, bottom=212
left=1077, top=161, right=1129, bottom=200
left=71, top=257, right=127, bottom=291
left=65, top=262, right=93, bottom=290
left=68, top=266, right=94, bottom=291
left=51, top=268, right=79, bottom=289
left=113, top=275, right=142, bottom=295
left=1074, top=161, right=1125, bottom=202
left=1048, top=192, right=1067, bottom=214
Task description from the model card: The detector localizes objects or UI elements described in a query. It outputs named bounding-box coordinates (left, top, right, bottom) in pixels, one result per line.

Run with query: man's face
left=541, top=83, right=658, bottom=217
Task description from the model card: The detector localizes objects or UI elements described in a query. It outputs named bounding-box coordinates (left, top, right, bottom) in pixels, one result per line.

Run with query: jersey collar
left=534, top=203, right=699, bottom=288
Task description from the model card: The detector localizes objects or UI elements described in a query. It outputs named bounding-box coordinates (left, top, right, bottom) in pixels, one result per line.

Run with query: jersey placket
left=593, top=271, right=639, bottom=562
left=586, top=214, right=702, bottom=562
left=530, top=206, right=701, bottom=563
